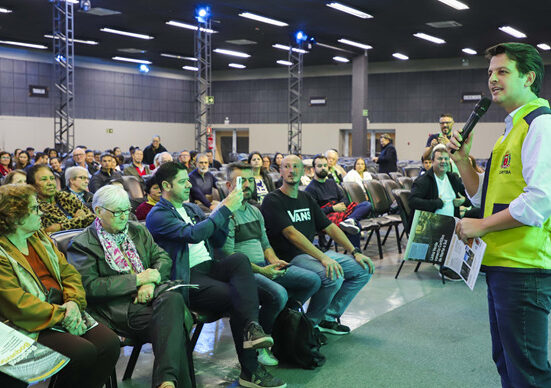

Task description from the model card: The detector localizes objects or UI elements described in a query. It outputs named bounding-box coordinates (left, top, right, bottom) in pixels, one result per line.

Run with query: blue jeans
left=255, top=264, right=321, bottom=333
left=346, top=201, right=372, bottom=248
left=486, top=268, right=551, bottom=388
left=291, top=250, right=372, bottom=325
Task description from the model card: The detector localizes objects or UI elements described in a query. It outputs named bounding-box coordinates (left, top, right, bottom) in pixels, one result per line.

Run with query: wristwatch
left=351, top=248, right=362, bottom=256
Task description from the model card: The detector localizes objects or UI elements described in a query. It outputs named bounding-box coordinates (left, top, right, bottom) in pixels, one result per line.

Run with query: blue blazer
left=146, top=197, right=231, bottom=286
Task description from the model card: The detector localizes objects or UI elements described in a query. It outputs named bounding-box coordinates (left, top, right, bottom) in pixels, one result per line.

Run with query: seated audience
left=68, top=185, right=193, bottom=388
left=112, top=146, right=122, bottom=158
left=262, top=156, right=271, bottom=171
left=85, top=149, right=99, bottom=173
left=178, top=150, right=194, bottom=172
left=146, top=162, right=285, bottom=388
left=33, top=152, right=48, bottom=166
left=248, top=152, right=275, bottom=204
left=123, top=148, right=151, bottom=180
left=420, top=155, right=432, bottom=175
left=372, top=134, right=398, bottom=173
left=3, top=169, right=26, bottom=185
left=261, top=155, right=373, bottom=335
left=47, top=148, right=59, bottom=159
left=343, top=157, right=373, bottom=186
left=207, top=150, right=222, bottom=170
left=189, top=153, right=220, bottom=211
left=89, top=153, right=123, bottom=193
left=270, top=152, right=283, bottom=173
left=300, top=163, right=315, bottom=186
left=220, top=163, right=321, bottom=366
left=49, top=156, right=66, bottom=189
left=15, top=150, right=31, bottom=171
left=409, top=144, right=470, bottom=222
left=13, top=148, right=22, bottom=160
left=28, top=164, right=95, bottom=233
left=305, top=155, right=372, bottom=248
left=0, top=184, right=120, bottom=388
left=26, top=147, right=35, bottom=160
left=143, top=135, right=168, bottom=166
left=65, top=147, right=96, bottom=175
left=65, top=166, right=93, bottom=208
left=0, top=152, right=12, bottom=176
left=136, top=177, right=162, bottom=221
left=325, top=149, right=347, bottom=184
left=153, top=151, right=173, bottom=170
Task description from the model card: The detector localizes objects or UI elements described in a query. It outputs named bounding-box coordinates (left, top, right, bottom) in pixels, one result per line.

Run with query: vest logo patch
left=287, top=208, right=311, bottom=222
left=501, top=153, right=511, bottom=169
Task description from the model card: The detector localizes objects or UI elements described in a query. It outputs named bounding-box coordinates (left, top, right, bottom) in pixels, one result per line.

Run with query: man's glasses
left=101, top=207, right=131, bottom=217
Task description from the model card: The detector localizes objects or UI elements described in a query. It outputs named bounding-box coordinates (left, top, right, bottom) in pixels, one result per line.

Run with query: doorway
left=213, top=128, right=249, bottom=163
left=368, top=130, right=395, bottom=158
left=339, top=129, right=353, bottom=157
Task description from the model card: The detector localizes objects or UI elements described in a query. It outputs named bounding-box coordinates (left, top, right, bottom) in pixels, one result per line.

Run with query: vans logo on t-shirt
left=287, top=208, right=311, bottom=222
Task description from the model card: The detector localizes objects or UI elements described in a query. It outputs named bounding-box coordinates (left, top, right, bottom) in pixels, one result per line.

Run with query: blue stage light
left=195, top=6, right=211, bottom=23
left=138, top=64, right=150, bottom=73
left=295, top=30, right=308, bottom=44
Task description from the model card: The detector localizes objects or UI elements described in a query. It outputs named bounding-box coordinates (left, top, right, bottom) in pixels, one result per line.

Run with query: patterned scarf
left=94, top=218, right=144, bottom=273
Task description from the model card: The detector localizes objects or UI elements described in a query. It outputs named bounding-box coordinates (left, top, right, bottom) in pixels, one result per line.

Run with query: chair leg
left=122, top=343, right=143, bottom=381
left=106, top=369, right=117, bottom=388
left=395, top=260, right=406, bottom=279
left=190, top=322, right=205, bottom=350
left=414, top=261, right=422, bottom=272
left=375, top=229, right=384, bottom=259
left=362, top=230, right=374, bottom=250
left=394, top=224, right=402, bottom=254
left=381, top=226, right=392, bottom=245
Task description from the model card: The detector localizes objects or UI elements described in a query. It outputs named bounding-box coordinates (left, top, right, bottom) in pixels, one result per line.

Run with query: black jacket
left=377, top=143, right=398, bottom=173
left=143, top=144, right=168, bottom=165
left=408, top=168, right=471, bottom=225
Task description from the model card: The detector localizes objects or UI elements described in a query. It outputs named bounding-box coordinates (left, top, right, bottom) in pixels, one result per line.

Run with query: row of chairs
left=48, top=229, right=220, bottom=388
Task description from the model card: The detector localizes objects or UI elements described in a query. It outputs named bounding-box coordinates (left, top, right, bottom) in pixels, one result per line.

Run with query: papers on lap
left=404, top=210, right=486, bottom=290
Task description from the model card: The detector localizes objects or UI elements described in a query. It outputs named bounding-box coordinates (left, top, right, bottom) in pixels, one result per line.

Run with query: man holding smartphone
left=220, top=162, right=322, bottom=367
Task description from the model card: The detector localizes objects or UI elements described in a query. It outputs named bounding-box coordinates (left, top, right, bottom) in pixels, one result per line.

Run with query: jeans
left=255, top=264, right=321, bottom=333
left=291, top=250, right=372, bottom=325
left=346, top=201, right=372, bottom=248
left=189, top=254, right=259, bottom=375
left=486, top=268, right=551, bottom=388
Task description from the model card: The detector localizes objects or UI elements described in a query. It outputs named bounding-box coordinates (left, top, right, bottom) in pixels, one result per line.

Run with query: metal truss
left=287, top=44, right=304, bottom=155
left=52, top=0, right=75, bottom=154
left=194, top=19, right=212, bottom=152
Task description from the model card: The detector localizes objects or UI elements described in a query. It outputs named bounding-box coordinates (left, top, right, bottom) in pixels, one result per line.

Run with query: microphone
left=450, top=97, right=492, bottom=154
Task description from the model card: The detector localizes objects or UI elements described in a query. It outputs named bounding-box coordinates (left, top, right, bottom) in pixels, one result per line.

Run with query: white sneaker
left=339, top=218, right=360, bottom=234
left=257, top=348, right=279, bottom=366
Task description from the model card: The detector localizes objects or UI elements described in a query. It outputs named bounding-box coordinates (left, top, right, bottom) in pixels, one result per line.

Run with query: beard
left=316, top=170, right=328, bottom=179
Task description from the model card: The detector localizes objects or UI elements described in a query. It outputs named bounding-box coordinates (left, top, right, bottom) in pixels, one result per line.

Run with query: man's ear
left=161, top=180, right=170, bottom=192
left=225, top=181, right=232, bottom=191
left=524, top=71, right=536, bottom=89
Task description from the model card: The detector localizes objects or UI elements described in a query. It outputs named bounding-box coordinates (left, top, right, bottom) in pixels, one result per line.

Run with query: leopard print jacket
left=38, top=191, right=96, bottom=231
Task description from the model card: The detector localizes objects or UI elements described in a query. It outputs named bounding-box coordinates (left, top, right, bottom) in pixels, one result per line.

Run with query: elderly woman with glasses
left=68, top=185, right=194, bottom=388
left=0, top=184, right=120, bottom=388
left=27, top=164, right=95, bottom=233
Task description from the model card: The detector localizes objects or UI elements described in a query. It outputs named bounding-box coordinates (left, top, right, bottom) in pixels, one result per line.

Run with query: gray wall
left=1, top=56, right=550, bottom=124
left=0, top=57, right=195, bottom=122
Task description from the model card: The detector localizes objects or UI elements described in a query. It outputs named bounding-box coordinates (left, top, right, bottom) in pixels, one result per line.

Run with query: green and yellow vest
left=481, top=98, right=551, bottom=268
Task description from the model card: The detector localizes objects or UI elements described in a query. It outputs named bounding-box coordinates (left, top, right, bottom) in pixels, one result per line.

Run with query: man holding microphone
left=448, top=43, right=551, bottom=387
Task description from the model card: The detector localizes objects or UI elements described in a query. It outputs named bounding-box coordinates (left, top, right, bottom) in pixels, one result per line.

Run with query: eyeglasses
left=101, top=207, right=131, bottom=217
left=76, top=176, right=90, bottom=180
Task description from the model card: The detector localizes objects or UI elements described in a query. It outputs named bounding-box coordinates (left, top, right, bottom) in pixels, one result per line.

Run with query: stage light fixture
left=139, top=64, right=150, bottom=73
left=196, top=6, right=211, bottom=23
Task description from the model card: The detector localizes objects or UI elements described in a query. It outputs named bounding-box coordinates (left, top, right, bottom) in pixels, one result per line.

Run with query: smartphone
left=236, top=176, right=243, bottom=190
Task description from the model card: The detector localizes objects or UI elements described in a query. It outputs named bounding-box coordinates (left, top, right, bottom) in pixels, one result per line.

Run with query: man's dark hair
left=312, top=154, right=327, bottom=168
left=155, top=162, right=185, bottom=192
left=130, top=147, right=140, bottom=155
left=94, top=150, right=101, bottom=156
left=26, top=164, right=54, bottom=185
left=226, top=162, right=252, bottom=180
left=485, top=42, right=544, bottom=96
left=144, top=175, right=158, bottom=194
left=100, top=152, right=114, bottom=161
left=34, top=152, right=45, bottom=161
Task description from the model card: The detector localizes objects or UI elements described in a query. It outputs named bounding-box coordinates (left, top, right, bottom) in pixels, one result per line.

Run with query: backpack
left=271, top=302, right=326, bottom=369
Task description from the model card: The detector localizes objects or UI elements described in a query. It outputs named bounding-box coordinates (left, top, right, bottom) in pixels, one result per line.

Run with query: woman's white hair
left=92, top=185, right=130, bottom=211
left=65, top=166, right=89, bottom=183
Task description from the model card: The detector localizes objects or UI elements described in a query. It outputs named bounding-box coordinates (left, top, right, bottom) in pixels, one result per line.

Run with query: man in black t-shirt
left=261, top=155, right=374, bottom=336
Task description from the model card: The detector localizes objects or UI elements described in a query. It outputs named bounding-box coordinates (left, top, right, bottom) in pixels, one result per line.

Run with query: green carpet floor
left=273, top=280, right=502, bottom=388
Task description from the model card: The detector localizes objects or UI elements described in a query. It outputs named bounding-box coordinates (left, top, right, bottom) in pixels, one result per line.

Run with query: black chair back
left=392, top=189, right=412, bottom=234
left=389, top=172, right=403, bottom=181
left=122, top=175, right=145, bottom=200
left=50, top=229, right=84, bottom=258
left=375, top=173, right=391, bottom=181
left=404, top=167, right=421, bottom=178
left=380, top=179, right=401, bottom=205
left=363, top=180, right=393, bottom=215
left=397, top=176, right=413, bottom=189
left=215, top=180, right=229, bottom=199
left=342, top=182, right=368, bottom=203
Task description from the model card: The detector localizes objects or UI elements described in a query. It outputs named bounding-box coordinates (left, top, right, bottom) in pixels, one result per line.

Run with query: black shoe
left=440, top=267, right=462, bottom=281
left=238, top=365, right=287, bottom=388
left=314, top=327, right=328, bottom=346
left=318, top=320, right=351, bottom=335
left=243, top=321, right=274, bottom=350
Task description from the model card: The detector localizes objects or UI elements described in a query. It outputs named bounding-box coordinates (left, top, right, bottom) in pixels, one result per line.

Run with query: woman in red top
left=0, top=152, right=12, bottom=177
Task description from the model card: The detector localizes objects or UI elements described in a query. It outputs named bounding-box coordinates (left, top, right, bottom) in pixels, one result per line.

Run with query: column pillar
left=351, top=53, right=368, bottom=156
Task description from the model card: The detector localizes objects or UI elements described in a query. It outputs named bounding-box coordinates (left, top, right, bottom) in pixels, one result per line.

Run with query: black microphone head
left=475, top=97, right=492, bottom=115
